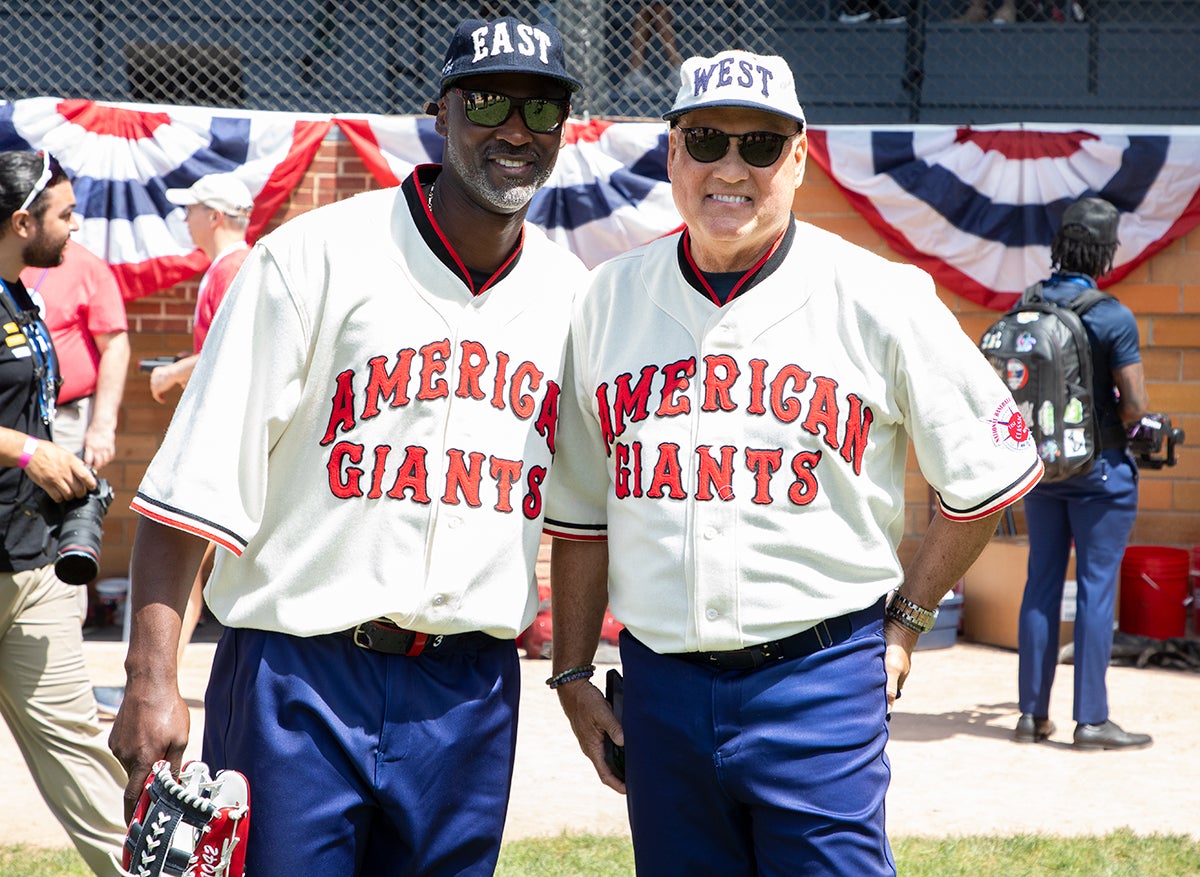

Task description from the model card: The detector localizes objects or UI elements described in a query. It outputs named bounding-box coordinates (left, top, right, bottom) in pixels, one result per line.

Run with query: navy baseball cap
left=437, top=17, right=581, bottom=94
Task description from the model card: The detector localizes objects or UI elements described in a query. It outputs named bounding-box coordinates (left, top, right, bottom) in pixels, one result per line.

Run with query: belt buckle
left=813, top=621, right=832, bottom=649
left=351, top=623, right=375, bottom=650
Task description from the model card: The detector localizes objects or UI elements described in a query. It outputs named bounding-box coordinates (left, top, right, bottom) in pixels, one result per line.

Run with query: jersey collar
left=404, top=164, right=523, bottom=297
left=677, top=217, right=796, bottom=307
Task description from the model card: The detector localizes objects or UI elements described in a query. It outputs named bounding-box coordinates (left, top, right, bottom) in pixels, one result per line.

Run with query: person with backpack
left=1014, top=196, right=1152, bottom=751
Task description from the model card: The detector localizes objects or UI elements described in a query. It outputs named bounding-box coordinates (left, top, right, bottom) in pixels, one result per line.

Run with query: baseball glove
left=121, top=759, right=250, bottom=877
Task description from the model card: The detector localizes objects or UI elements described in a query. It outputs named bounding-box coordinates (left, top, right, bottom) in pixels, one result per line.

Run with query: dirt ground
left=3, top=628, right=1198, bottom=852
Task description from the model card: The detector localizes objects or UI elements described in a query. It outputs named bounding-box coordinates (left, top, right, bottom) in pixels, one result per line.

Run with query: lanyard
left=0, top=277, right=59, bottom=426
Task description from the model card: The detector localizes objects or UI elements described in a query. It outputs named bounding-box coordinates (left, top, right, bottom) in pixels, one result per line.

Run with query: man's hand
left=556, top=678, right=626, bottom=793
left=108, top=678, right=192, bottom=822
left=150, top=355, right=198, bottom=404
left=883, top=618, right=920, bottom=715
left=23, top=439, right=96, bottom=502
left=81, top=422, right=116, bottom=470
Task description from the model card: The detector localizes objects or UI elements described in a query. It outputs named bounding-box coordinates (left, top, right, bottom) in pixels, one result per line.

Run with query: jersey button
left=432, top=594, right=446, bottom=606
left=705, top=608, right=718, bottom=621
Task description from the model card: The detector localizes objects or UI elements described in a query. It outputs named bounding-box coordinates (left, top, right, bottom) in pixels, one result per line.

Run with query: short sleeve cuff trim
left=542, top=517, right=607, bottom=542
left=130, top=493, right=248, bottom=556
left=937, top=459, right=1044, bottom=522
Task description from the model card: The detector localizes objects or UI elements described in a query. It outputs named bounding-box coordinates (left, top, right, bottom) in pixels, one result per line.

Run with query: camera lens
left=53, top=480, right=114, bottom=586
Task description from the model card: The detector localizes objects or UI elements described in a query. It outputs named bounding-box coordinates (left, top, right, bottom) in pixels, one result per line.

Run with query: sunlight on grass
left=11, top=829, right=1199, bottom=876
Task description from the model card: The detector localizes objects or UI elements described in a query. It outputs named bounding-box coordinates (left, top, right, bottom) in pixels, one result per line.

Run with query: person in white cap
left=153, top=172, right=255, bottom=403
left=545, top=49, right=1043, bottom=875
left=131, top=172, right=256, bottom=700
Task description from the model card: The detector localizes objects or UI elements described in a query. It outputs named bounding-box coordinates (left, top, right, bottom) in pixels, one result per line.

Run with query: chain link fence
left=3, top=0, right=1197, bottom=123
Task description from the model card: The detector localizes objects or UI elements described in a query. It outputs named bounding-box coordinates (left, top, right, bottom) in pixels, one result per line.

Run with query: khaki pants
left=52, top=396, right=92, bottom=458
left=0, top=564, right=126, bottom=875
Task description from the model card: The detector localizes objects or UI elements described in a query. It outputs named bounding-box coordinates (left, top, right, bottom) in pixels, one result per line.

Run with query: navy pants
left=619, top=609, right=894, bottom=877
left=202, top=627, right=520, bottom=877
left=1018, top=449, right=1139, bottom=724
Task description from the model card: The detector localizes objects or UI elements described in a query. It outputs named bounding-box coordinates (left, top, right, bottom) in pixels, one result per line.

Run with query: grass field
left=7, top=830, right=1198, bottom=876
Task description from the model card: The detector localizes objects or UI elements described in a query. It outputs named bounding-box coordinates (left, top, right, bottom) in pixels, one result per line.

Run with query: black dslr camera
left=40, top=479, right=115, bottom=585
left=1126, top=414, right=1185, bottom=470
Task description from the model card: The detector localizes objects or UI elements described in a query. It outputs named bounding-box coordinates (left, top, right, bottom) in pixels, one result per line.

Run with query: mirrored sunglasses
left=679, top=127, right=801, bottom=169
left=454, top=89, right=569, bottom=134
left=18, top=150, right=57, bottom=213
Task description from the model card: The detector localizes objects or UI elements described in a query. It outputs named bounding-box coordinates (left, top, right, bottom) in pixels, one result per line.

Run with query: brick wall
left=94, top=134, right=1200, bottom=581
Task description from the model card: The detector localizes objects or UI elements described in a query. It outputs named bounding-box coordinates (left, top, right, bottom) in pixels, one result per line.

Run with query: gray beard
left=443, top=139, right=553, bottom=213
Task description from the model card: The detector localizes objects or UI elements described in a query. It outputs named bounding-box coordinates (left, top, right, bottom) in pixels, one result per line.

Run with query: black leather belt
left=667, top=597, right=886, bottom=671
left=338, top=620, right=496, bottom=656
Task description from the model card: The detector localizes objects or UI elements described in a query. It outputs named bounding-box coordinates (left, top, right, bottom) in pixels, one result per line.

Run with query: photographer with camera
left=1015, top=197, right=1155, bottom=752
left=0, top=149, right=127, bottom=874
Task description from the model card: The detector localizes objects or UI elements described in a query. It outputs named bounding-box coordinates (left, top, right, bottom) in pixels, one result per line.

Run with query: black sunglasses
left=678, top=126, right=802, bottom=168
left=453, top=88, right=569, bottom=134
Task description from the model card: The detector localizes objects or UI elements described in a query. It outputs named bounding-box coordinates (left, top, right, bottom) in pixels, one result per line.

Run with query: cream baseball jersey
left=132, top=168, right=588, bottom=638
left=545, top=220, right=1043, bottom=653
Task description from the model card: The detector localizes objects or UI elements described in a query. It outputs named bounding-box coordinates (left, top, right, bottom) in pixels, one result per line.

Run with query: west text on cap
left=663, top=50, right=806, bottom=127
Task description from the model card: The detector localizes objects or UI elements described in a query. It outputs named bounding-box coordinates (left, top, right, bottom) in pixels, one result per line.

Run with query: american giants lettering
left=546, top=220, right=1042, bottom=653
left=132, top=170, right=587, bottom=639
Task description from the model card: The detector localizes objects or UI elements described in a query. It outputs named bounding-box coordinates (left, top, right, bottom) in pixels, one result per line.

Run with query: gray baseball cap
left=166, top=173, right=254, bottom=216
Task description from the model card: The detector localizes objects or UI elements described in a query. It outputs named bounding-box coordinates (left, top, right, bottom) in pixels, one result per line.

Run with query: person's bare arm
left=82, top=330, right=130, bottom=468
left=149, top=354, right=199, bottom=404
left=0, top=426, right=95, bottom=501
left=108, top=517, right=211, bottom=821
left=1113, top=361, right=1150, bottom=427
left=550, top=537, right=625, bottom=792
left=884, top=510, right=1003, bottom=710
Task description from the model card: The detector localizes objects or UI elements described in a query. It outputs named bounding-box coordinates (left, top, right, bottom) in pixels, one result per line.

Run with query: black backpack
left=978, top=282, right=1113, bottom=482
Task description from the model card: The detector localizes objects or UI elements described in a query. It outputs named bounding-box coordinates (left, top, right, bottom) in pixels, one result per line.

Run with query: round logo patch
left=986, top=399, right=1033, bottom=451
left=1004, top=359, right=1028, bottom=391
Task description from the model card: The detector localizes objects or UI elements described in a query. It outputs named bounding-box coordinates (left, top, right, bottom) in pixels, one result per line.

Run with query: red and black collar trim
left=405, top=164, right=524, bottom=297
left=678, top=218, right=796, bottom=306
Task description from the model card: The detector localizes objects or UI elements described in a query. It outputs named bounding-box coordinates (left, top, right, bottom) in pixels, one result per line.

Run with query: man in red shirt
left=150, top=173, right=255, bottom=664
left=21, top=237, right=129, bottom=469
left=150, top=173, right=253, bottom=402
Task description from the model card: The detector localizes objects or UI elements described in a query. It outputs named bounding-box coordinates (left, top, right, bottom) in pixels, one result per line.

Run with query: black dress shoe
left=1073, top=720, right=1153, bottom=751
left=1014, top=714, right=1055, bottom=743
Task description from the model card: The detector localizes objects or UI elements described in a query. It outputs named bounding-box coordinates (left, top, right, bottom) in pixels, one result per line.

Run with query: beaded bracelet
left=546, top=664, right=596, bottom=689
left=17, top=435, right=38, bottom=469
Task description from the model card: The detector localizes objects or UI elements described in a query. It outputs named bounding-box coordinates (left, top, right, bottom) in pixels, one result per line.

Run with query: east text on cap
left=437, top=16, right=581, bottom=94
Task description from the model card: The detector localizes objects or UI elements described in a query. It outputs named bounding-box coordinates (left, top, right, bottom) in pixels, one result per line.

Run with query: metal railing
left=3, top=1, right=1196, bottom=123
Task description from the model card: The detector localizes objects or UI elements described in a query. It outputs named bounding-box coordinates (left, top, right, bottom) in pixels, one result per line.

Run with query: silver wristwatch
left=886, top=592, right=939, bottom=634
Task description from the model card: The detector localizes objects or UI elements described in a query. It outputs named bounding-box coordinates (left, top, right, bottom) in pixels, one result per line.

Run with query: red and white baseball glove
left=121, top=760, right=250, bottom=877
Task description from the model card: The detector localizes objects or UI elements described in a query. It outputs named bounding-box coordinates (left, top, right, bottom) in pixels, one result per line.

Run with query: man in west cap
left=545, top=49, right=1042, bottom=875
left=109, top=15, right=589, bottom=876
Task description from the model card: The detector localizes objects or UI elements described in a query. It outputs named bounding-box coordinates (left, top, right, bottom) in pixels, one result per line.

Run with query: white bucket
left=94, top=577, right=128, bottom=629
